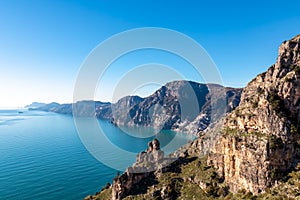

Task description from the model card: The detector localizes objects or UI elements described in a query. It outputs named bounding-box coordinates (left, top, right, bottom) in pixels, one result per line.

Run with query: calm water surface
left=0, top=109, right=194, bottom=200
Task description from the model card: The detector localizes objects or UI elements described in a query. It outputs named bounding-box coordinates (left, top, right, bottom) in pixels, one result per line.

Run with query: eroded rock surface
left=111, top=139, right=166, bottom=200
left=208, top=34, right=300, bottom=194
left=112, top=81, right=241, bottom=135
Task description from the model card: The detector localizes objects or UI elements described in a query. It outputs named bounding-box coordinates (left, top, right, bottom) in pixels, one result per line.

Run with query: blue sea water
left=0, top=109, right=194, bottom=200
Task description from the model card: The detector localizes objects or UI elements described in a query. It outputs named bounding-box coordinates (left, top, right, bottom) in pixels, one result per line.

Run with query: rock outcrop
left=110, top=139, right=165, bottom=200
left=208, top=34, right=300, bottom=194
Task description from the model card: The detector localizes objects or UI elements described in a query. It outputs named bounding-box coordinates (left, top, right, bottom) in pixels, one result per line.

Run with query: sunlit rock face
left=208, top=34, right=300, bottom=194
left=112, top=80, right=241, bottom=135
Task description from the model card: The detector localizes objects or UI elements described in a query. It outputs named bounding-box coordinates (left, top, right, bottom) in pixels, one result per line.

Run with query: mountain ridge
left=30, top=81, right=242, bottom=135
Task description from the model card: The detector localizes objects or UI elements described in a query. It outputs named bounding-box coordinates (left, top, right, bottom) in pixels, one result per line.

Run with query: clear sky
left=1, top=0, right=300, bottom=108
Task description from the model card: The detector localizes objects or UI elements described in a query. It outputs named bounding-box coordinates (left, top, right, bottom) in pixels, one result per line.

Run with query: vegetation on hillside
left=93, top=157, right=300, bottom=200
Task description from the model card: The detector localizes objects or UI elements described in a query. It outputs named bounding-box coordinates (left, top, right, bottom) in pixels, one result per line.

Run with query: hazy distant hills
left=25, top=102, right=47, bottom=109
left=28, top=100, right=111, bottom=117
left=29, top=81, right=241, bottom=135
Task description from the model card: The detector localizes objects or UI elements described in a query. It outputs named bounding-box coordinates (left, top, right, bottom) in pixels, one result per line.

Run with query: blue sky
left=1, top=0, right=300, bottom=107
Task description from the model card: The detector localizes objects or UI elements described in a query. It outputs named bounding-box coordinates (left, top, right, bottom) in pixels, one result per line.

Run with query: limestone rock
left=111, top=139, right=165, bottom=200
left=208, top=34, right=300, bottom=194
left=113, top=81, right=241, bottom=135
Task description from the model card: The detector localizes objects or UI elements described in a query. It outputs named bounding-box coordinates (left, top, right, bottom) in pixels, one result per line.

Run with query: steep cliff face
left=121, top=81, right=209, bottom=130
left=103, top=95, right=143, bottom=122
left=180, top=85, right=241, bottom=135
left=113, top=81, right=241, bottom=135
left=208, top=34, right=300, bottom=194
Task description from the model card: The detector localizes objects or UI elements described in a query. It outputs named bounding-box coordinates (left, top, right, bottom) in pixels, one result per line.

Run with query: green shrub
left=217, top=186, right=229, bottom=197
left=223, top=127, right=239, bottom=136
left=210, top=171, right=218, bottom=179
left=243, top=191, right=256, bottom=199
left=291, top=65, right=300, bottom=75
left=271, top=168, right=278, bottom=179
left=268, top=90, right=285, bottom=117
left=257, top=87, right=264, bottom=95
left=237, top=188, right=247, bottom=194
left=269, top=93, right=281, bottom=111
left=269, top=135, right=284, bottom=150
left=284, top=76, right=294, bottom=82
left=290, top=124, right=298, bottom=134
left=252, top=101, right=259, bottom=108
left=206, top=185, right=220, bottom=197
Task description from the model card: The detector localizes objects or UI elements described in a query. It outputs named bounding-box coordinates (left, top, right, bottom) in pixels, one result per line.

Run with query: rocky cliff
left=208, top=34, right=300, bottom=194
left=31, top=81, right=241, bottom=135
left=111, top=81, right=241, bottom=135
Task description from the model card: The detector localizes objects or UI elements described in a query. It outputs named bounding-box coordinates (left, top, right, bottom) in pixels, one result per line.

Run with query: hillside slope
left=112, top=81, right=241, bottom=135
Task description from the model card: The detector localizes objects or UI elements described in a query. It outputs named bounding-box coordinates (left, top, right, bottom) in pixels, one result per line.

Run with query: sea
left=0, top=109, right=194, bottom=200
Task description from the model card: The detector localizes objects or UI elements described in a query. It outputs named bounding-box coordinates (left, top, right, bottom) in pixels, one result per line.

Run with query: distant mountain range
left=25, top=102, right=47, bottom=109
left=28, top=81, right=242, bottom=135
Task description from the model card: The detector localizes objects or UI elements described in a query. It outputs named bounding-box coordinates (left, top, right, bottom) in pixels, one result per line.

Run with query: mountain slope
left=208, top=34, right=300, bottom=194
left=112, top=81, right=241, bottom=135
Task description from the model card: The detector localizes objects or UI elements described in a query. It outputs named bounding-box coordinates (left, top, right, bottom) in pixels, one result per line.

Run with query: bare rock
left=208, top=34, right=300, bottom=194
left=112, top=139, right=165, bottom=200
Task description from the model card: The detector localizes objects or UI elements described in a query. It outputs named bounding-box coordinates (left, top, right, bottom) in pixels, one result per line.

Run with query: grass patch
left=223, top=127, right=266, bottom=139
left=92, top=157, right=300, bottom=200
left=94, top=188, right=112, bottom=200
left=291, top=65, right=300, bottom=76
left=284, top=76, right=294, bottom=82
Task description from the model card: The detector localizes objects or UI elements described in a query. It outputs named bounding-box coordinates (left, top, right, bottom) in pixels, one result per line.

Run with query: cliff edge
left=208, top=34, right=300, bottom=194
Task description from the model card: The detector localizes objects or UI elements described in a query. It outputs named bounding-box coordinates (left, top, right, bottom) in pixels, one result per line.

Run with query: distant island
left=25, top=102, right=47, bottom=109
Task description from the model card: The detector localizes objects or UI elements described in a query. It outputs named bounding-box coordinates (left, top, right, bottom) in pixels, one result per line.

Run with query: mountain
left=90, top=34, right=300, bottom=199
left=111, top=81, right=241, bottom=135
left=73, top=100, right=111, bottom=117
left=25, top=102, right=46, bottom=109
left=29, top=100, right=112, bottom=117
left=108, top=95, right=144, bottom=123
left=30, top=82, right=241, bottom=135
left=207, top=34, right=300, bottom=194
left=29, top=102, right=61, bottom=111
